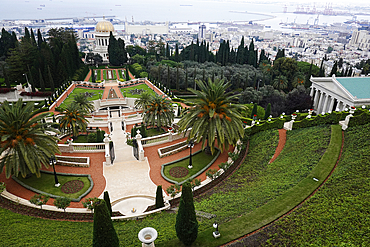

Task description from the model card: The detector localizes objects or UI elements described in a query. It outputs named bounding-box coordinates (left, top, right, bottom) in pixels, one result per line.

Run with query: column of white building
left=310, top=85, right=352, bottom=114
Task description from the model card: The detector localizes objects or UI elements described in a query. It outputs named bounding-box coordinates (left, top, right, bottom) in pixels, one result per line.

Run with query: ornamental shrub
left=250, top=103, right=258, bottom=119
left=29, top=194, right=50, bottom=209
left=155, top=185, right=165, bottom=209
left=175, top=182, right=198, bottom=246
left=264, top=103, right=271, bottom=120
left=87, top=133, right=97, bottom=143
left=53, top=197, right=71, bottom=212
left=93, top=200, right=119, bottom=247
left=103, top=191, right=112, bottom=217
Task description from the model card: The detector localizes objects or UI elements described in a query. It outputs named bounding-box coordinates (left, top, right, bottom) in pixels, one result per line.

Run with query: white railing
left=71, top=143, right=105, bottom=152
left=142, top=133, right=170, bottom=146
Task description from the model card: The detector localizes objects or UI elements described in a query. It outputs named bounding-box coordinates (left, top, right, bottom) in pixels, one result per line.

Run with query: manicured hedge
left=245, top=118, right=285, bottom=136
left=292, top=111, right=348, bottom=130
left=348, top=109, right=370, bottom=127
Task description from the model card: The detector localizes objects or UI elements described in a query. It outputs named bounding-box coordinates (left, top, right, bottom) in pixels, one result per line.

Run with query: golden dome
left=95, top=19, right=114, bottom=33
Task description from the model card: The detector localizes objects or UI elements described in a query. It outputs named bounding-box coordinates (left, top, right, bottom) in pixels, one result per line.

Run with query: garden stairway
left=102, top=118, right=157, bottom=216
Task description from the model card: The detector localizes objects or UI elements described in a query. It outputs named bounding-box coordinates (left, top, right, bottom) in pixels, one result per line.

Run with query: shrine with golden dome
left=94, top=17, right=115, bottom=63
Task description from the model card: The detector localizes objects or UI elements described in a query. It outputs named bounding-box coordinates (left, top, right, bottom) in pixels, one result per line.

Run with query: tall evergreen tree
left=103, top=191, right=112, bottom=217
left=155, top=185, right=165, bottom=209
left=37, top=29, right=43, bottom=49
left=175, top=182, right=198, bottom=246
left=319, top=60, right=325, bottom=77
left=39, top=68, right=45, bottom=91
left=93, top=200, right=119, bottom=247
left=330, top=61, right=338, bottom=76
left=48, top=65, right=55, bottom=92
left=264, top=103, right=271, bottom=120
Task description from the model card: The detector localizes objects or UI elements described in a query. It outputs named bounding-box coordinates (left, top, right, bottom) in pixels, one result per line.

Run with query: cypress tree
left=93, top=200, right=119, bottom=247
left=103, top=191, right=112, bottom=217
left=185, top=67, right=188, bottom=90
left=48, top=66, right=55, bottom=92
left=37, top=29, right=43, bottom=49
left=175, top=182, right=198, bottom=246
left=251, top=103, right=258, bottom=119
left=92, top=69, right=96, bottom=83
left=319, top=60, right=325, bottom=77
left=264, top=103, right=271, bottom=120
left=39, top=68, right=45, bottom=91
left=155, top=185, right=165, bottom=209
left=167, top=65, right=170, bottom=89
left=176, top=65, right=179, bottom=91
left=330, top=61, right=338, bottom=76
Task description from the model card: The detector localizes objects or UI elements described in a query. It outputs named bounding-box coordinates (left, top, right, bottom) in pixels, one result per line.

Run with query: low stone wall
left=158, top=140, right=188, bottom=158
left=55, top=155, right=90, bottom=167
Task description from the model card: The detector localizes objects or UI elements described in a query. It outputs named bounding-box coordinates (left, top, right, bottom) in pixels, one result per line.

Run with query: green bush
left=348, top=110, right=370, bottom=127
left=87, top=133, right=97, bottom=143
left=103, top=191, right=112, bottom=217
left=175, top=182, right=198, bottom=246
left=53, top=197, right=71, bottom=212
left=93, top=200, right=119, bottom=247
left=155, top=185, right=165, bottom=209
left=292, top=111, right=348, bottom=130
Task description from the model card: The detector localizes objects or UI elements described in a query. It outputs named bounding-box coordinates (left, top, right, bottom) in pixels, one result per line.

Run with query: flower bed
left=61, top=180, right=84, bottom=194
left=169, top=167, right=189, bottom=178
left=20, top=91, right=53, bottom=97
left=0, top=88, right=14, bottom=94
left=55, top=155, right=90, bottom=167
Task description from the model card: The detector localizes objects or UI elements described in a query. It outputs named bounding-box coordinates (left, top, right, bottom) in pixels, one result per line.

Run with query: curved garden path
left=269, top=129, right=287, bottom=164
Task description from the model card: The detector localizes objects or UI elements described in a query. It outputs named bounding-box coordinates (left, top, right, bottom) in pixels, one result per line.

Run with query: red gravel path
left=269, top=129, right=287, bottom=164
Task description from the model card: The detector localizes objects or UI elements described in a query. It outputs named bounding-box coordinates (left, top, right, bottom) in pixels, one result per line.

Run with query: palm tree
left=58, top=104, right=88, bottom=137
left=134, top=91, right=152, bottom=110
left=0, top=99, right=60, bottom=178
left=72, top=93, right=95, bottom=113
left=143, top=94, right=174, bottom=130
left=272, top=75, right=288, bottom=91
left=178, top=79, right=245, bottom=154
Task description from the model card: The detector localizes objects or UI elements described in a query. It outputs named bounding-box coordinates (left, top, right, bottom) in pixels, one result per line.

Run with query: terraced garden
left=0, top=125, right=346, bottom=246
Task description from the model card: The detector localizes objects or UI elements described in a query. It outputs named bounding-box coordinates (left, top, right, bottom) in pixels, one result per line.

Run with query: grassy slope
left=263, top=123, right=370, bottom=246
left=159, top=125, right=341, bottom=246
left=0, top=126, right=341, bottom=246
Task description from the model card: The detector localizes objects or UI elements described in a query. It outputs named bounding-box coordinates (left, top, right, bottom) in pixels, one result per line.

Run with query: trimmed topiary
left=155, top=185, right=165, bottom=209
left=93, top=200, right=119, bottom=247
left=175, top=182, right=198, bottom=246
left=264, top=103, right=271, bottom=120
left=103, top=191, right=112, bottom=217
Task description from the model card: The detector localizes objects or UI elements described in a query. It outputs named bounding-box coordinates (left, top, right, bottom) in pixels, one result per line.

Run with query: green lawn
left=260, top=123, right=370, bottom=246
left=120, top=84, right=156, bottom=98
left=15, top=173, right=91, bottom=199
left=163, top=150, right=219, bottom=183
left=146, top=128, right=166, bottom=137
left=73, top=135, right=88, bottom=143
left=58, top=88, right=103, bottom=109
left=0, top=125, right=344, bottom=246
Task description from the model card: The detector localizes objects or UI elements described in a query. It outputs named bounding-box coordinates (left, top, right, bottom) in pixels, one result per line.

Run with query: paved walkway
left=103, top=114, right=157, bottom=215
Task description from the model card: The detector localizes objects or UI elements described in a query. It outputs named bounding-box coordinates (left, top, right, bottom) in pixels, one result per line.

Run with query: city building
left=310, top=75, right=370, bottom=114
left=94, top=18, right=115, bottom=63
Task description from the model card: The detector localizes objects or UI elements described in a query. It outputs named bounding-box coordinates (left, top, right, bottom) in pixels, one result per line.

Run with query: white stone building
left=94, top=18, right=116, bottom=64
left=310, top=75, right=370, bottom=114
